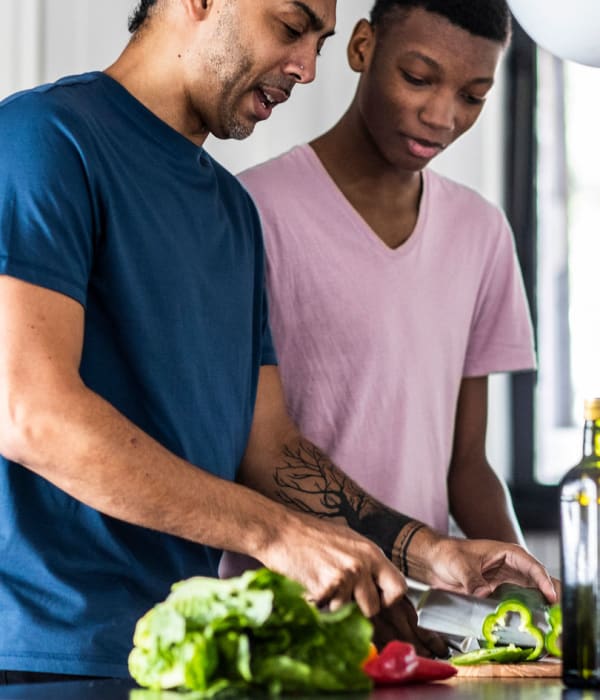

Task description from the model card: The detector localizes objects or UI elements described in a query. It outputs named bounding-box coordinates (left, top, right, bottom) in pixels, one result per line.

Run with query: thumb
left=468, top=579, right=496, bottom=598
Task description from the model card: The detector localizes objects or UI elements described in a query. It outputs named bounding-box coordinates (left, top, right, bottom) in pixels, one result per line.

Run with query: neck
left=105, top=32, right=210, bottom=146
left=309, top=107, right=423, bottom=249
left=311, top=106, right=421, bottom=201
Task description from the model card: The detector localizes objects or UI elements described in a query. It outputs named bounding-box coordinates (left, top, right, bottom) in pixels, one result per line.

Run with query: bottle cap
left=584, top=398, right=600, bottom=420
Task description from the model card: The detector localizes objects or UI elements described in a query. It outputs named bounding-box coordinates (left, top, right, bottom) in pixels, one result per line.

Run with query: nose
left=284, top=52, right=317, bottom=84
left=419, top=90, right=456, bottom=132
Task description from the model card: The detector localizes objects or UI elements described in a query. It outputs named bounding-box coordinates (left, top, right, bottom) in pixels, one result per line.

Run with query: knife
left=411, top=583, right=550, bottom=648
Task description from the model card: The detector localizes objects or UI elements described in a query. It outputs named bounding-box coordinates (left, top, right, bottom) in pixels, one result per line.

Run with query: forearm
left=239, top=365, right=556, bottom=601
left=449, top=461, right=526, bottom=546
left=239, top=432, right=428, bottom=572
left=1, top=381, right=290, bottom=560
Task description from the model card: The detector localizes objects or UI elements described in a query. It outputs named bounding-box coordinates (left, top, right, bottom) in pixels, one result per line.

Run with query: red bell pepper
left=363, top=641, right=457, bottom=685
left=363, top=641, right=418, bottom=684
left=410, top=656, right=458, bottom=682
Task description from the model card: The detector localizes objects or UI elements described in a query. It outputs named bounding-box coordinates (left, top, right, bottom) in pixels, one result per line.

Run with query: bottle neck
left=582, top=419, right=600, bottom=459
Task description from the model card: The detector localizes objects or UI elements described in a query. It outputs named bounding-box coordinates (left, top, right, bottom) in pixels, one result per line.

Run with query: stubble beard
left=218, top=54, right=255, bottom=140
left=206, top=1, right=256, bottom=140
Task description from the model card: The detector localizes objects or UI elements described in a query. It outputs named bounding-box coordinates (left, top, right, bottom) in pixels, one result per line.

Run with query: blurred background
left=3, top=1, right=599, bottom=576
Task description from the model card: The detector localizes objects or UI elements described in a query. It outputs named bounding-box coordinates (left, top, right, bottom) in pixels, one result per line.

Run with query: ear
left=179, top=0, right=211, bottom=21
left=347, top=19, right=375, bottom=73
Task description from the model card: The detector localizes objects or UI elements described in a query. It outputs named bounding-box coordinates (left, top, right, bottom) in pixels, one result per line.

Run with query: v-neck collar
left=302, top=143, right=429, bottom=259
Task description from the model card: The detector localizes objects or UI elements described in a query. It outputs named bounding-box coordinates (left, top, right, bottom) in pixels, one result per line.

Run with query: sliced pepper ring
left=482, top=601, right=545, bottom=660
left=544, top=604, right=562, bottom=658
left=451, top=644, right=532, bottom=666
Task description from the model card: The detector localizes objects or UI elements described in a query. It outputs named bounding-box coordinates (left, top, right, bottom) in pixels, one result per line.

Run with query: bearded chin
left=227, top=119, right=254, bottom=140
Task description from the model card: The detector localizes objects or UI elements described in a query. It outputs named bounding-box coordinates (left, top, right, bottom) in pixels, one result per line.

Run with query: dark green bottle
left=561, top=398, right=600, bottom=688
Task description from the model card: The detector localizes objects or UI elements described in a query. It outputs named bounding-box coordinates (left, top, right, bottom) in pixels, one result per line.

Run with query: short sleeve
left=463, top=211, right=536, bottom=376
left=0, top=93, right=95, bottom=305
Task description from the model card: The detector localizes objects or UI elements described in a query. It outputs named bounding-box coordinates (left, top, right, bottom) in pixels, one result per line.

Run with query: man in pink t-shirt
left=237, top=1, right=533, bottom=544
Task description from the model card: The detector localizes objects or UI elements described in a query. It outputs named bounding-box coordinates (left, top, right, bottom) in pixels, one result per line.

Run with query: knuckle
left=345, top=560, right=362, bottom=578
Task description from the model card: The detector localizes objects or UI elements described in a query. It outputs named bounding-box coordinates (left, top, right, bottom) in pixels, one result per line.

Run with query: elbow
left=0, top=389, right=54, bottom=465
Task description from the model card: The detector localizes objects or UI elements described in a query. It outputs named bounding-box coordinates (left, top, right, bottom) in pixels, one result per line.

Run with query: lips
left=253, top=84, right=291, bottom=121
left=405, top=135, right=446, bottom=160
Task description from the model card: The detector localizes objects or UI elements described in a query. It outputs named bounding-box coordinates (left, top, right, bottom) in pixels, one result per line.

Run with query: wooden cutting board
left=456, top=658, right=562, bottom=678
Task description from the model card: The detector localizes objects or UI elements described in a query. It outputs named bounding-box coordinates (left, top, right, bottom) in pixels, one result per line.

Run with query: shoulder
left=1, top=72, right=103, bottom=124
left=422, top=171, right=519, bottom=278
left=426, top=169, right=506, bottom=225
left=424, top=169, right=512, bottom=254
left=0, top=73, right=106, bottom=162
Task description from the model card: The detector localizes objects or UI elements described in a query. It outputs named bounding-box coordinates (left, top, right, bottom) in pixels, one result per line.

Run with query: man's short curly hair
left=128, top=0, right=160, bottom=33
left=370, top=0, right=511, bottom=43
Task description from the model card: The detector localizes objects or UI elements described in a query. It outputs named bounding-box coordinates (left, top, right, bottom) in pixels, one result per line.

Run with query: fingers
left=469, top=580, right=496, bottom=598
left=352, top=575, right=384, bottom=618
left=434, top=538, right=557, bottom=603
left=266, top=514, right=407, bottom=618
left=372, top=614, right=402, bottom=650
left=372, top=598, right=449, bottom=659
left=417, top=627, right=449, bottom=659
left=322, top=540, right=406, bottom=617
left=374, top=560, right=408, bottom=608
left=328, top=562, right=403, bottom=618
left=505, top=547, right=558, bottom=603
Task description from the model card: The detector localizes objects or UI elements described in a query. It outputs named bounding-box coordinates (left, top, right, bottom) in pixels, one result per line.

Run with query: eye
left=401, top=70, right=428, bottom=87
left=283, top=23, right=303, bottom=40
left=462, top=93, right=486, bottom=106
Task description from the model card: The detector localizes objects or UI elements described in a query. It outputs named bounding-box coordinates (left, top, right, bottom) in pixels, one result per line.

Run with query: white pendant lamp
left=507, top=0, right=600, bottom=67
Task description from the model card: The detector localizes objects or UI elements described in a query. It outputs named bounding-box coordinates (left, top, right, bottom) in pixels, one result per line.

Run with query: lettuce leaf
left=128, top=568, right=372, bottom=696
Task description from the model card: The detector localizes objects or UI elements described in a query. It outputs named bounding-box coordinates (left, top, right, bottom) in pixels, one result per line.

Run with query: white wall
left=0, top=0, right=512, bottom=480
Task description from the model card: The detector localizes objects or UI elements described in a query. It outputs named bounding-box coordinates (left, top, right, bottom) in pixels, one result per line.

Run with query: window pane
left=535, top=53, right=600, bottom=484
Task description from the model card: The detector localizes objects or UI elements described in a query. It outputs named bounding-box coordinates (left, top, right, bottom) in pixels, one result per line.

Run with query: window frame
left=504, top=23, right=559, bottom=530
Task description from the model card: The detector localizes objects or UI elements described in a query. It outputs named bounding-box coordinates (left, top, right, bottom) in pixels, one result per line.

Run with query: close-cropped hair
left=128, top=0, right=159, bottom=33
left=370, top=0, right=512, bottom=43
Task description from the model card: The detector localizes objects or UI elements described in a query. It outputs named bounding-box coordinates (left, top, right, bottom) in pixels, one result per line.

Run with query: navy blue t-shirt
left=0, top=72, right=276, bottom=676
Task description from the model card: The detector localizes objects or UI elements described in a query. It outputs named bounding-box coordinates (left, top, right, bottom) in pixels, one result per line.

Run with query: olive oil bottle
left=561, top=398, right=600, bottom=688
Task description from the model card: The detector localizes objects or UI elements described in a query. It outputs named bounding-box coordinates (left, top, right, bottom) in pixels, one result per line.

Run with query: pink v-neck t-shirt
left=239, top=144, right=535, bottom=534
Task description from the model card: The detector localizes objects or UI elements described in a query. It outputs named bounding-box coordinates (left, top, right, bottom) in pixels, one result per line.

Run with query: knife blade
left=412, top=583, right=550, bottom=648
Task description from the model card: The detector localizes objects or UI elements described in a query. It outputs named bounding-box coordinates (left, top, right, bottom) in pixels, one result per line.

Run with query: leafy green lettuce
left=129, top=568, right=373, bottom=696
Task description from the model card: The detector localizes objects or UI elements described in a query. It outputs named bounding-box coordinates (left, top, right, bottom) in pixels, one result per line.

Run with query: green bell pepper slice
left=482, top=600, right=545, bottom=661
left=451, top=644, right=532, bottom=666
left=544, top=604, right=562, bottom=658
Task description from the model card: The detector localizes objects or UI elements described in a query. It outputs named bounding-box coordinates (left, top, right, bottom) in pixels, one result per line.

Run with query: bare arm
left=448, top=376, right=525, bottom=545
left=239, top=366, right=557, bottom=603
left=0, top=276, right=296, bottom=557
left=239, top=367, right=419, bottom=563
left=0, top=276, right=407, bottom=616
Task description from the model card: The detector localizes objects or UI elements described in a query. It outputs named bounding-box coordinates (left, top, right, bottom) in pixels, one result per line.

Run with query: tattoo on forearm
left=274, top=440, right=415, bottom=560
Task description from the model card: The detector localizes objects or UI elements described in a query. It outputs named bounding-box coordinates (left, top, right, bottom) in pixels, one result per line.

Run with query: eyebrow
left=404, top=50, right=495, bottom=85
left=291, top=1, right=336, bottom=38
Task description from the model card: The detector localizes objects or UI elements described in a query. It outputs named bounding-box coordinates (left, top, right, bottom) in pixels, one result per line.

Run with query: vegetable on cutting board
left=481, top=599, right=545, bottom=660
left=451, top=644, right=533, bottom=666
left=449, top=586, right=563, bottom=665
left=362, top=641, right=457, bottom=685
left=545, top=604, right=563, bottom=658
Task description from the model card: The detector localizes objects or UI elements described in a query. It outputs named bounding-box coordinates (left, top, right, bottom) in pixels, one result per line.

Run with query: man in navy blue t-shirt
left=0, top=0, right=556, bottom=684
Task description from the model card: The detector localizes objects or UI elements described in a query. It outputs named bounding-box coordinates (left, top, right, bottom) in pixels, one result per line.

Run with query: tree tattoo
left=274, top=440, right=419, bottom=570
